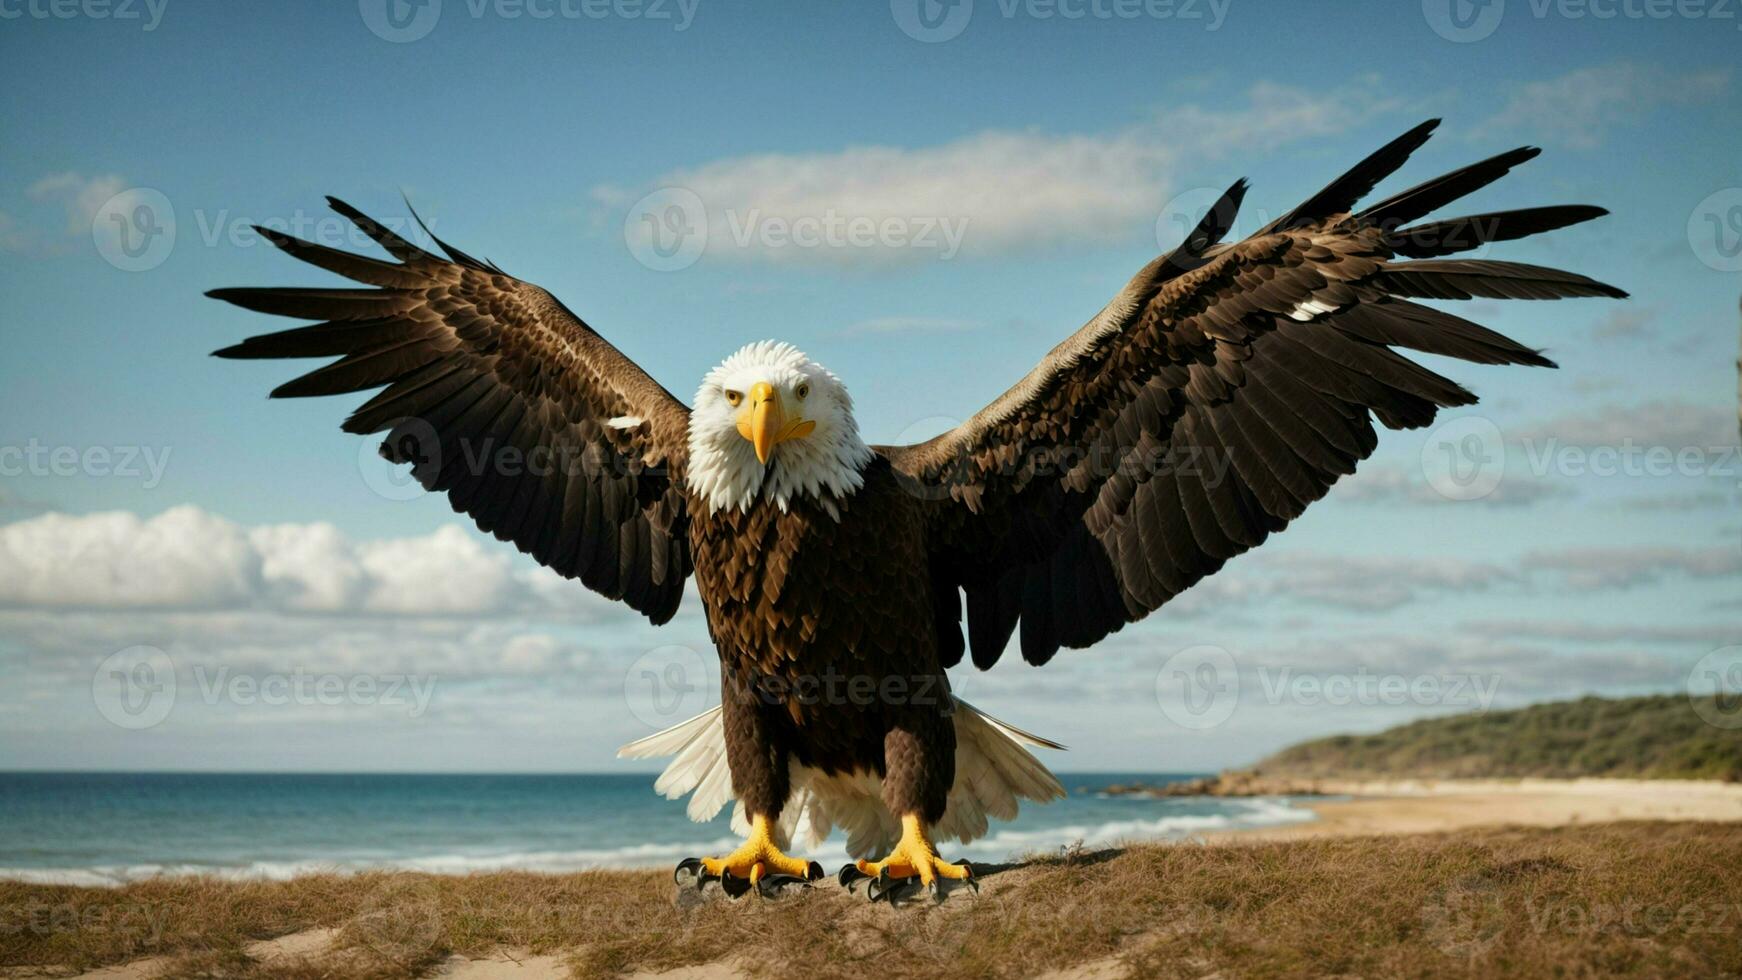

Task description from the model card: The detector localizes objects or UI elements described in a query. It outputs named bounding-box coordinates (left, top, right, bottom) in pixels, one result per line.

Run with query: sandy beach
left=1215, top=777, right=1742, bottom=840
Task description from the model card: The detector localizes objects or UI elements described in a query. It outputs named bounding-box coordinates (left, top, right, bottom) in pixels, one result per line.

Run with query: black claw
left=868, top=874, right=921, bottom=904
left=870, top=867, right=894, bottom=902
left=932, top=861, right=979, bottom=900
left=719, top=870, right=752, bottom=899
left=672, top=856, right=714, bottom=891
left=837, top=859, right=977, bottom=904
left=837, top=864, right=869, bottom=891
left=756, top=872, right=815, bottom=897
left=806, top=860, right=825, bottom=882
left=868, top=867, right=895, bottom=904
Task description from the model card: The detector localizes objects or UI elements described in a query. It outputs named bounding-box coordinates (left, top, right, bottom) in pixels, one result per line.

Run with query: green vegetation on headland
left=1103, top=695, right=1742, bottom=798
left=1253, top=694, right=1742, bottom=782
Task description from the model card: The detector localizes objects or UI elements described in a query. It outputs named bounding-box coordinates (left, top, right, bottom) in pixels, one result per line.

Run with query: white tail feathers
left=616, top=698, right=1067, bottom=859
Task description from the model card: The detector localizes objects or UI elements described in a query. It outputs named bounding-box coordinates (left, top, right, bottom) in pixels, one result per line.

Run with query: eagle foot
left=674, top=815, right=822, bottom=899
left=675, top=856, right=825, bottom=899
left=852, top=862, right=977, bottom=904
left=837, top=815, right=977, bottom=904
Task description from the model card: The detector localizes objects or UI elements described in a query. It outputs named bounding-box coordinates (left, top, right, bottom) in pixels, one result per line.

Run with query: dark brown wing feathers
left=211, top=200, right=693, bottom=624
left=886, top=121, right=1624, bottom=669
left=1258, top=117, right=1442, bottom=234
left=1389, top=205, right=1608, bottom=259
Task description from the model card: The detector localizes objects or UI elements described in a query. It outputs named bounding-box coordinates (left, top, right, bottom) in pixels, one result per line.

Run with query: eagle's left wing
left=881, top=120, right=1624, bottom=669
left=210, top=199, right=693, bottom=623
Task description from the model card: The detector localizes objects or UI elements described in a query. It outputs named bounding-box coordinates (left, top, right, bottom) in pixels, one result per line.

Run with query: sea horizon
left=1, top=771, right=1317, bottom=887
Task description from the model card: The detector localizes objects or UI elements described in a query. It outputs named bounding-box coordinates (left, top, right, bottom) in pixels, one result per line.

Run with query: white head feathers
left=686, top=341, right=874, bottom=516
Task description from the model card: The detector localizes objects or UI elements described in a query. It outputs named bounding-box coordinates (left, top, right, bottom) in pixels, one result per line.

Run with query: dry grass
left=4, top=823, right=1741, bottom=979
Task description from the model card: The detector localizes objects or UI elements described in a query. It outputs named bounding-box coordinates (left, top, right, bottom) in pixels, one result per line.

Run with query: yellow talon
left=692, top=815, right=817, bottom=882
left=853, top=815, right=973, bottom=887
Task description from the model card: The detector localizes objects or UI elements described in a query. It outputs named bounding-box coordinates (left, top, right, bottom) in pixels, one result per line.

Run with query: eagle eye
left=796, top=382, right=810, bottom=400
left=724, top=389, right=743, bottom=407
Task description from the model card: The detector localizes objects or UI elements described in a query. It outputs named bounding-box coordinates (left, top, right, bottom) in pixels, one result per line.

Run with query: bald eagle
left=211, top=119, right=1623, bottom=900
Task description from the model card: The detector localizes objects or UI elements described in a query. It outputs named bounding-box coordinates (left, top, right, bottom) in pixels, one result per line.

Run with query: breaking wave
left=0, top=797, right=1315, bottom=886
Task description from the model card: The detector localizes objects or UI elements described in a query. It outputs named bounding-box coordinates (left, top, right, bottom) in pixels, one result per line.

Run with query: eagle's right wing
left=211, top=199, right=693, bottom=623
left=883, top=120, right=1624, bottom=669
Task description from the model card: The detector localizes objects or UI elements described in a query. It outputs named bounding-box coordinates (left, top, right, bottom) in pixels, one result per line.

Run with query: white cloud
left=0, top=509, right=684, bottom=748
left=604, top=79, right=1399, bottom=265
left=0, top=507, right=262, bottom=609
left=26, top=171, right=128, bottom=236
left=348, top=525, right=517, bottom=616
left=1161, top=550, right=1515, bottom=617
left=1618, top=490, right=1738, bottom=512
left=1522, top=545, right=1742, bottom=591
left=1475, top=63, right=1729, bottom=149
left=1590, top=307, right=1655, bottom=342
left=0, top=504, right=1725, bottom=769
left=1157, top=539, right=1742, bottom=620
left=1510, top=399, right=1738, bottom=451
left=1258, top=553, right=1514, bottom=611
left=0, top=506, right=626, bottom=620
left=6, top=610, right=579, bottom=678
left=1248, top=633, right=1679, bottom=699
left=1338, top=463, right=1574, bottom=508
left=1463, top=619, right=1742, bottom=646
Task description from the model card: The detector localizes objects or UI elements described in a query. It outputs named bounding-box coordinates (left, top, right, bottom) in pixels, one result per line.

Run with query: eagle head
left=686, top=340, right=873, bottom=515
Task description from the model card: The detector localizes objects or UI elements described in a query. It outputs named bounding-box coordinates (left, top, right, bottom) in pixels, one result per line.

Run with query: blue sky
left=1, top=0, right=1739, bottom=772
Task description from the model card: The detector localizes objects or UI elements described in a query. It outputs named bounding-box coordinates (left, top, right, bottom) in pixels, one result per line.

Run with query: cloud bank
left=604, top=79, right=1398, bottom=266
left=0, top=506, right=618, bottom=619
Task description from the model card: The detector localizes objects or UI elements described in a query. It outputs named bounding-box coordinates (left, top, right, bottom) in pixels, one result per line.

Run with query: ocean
left=0, top=772, right=1316, bottom=886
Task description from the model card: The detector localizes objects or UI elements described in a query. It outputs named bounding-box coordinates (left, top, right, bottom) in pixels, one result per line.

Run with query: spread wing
left=883, top=120, right=1625, bottom=668
left=211, top=199, right=693, bottom=623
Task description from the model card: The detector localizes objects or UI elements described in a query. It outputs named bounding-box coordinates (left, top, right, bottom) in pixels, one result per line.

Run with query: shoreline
left=1200, top=776, right=1742, bottom=840
left=10, top=777, right=1741, bottom=889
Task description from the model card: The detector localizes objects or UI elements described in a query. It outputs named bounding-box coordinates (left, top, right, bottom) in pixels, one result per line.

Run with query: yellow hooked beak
left=736, top=381, right=816, bottom=464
